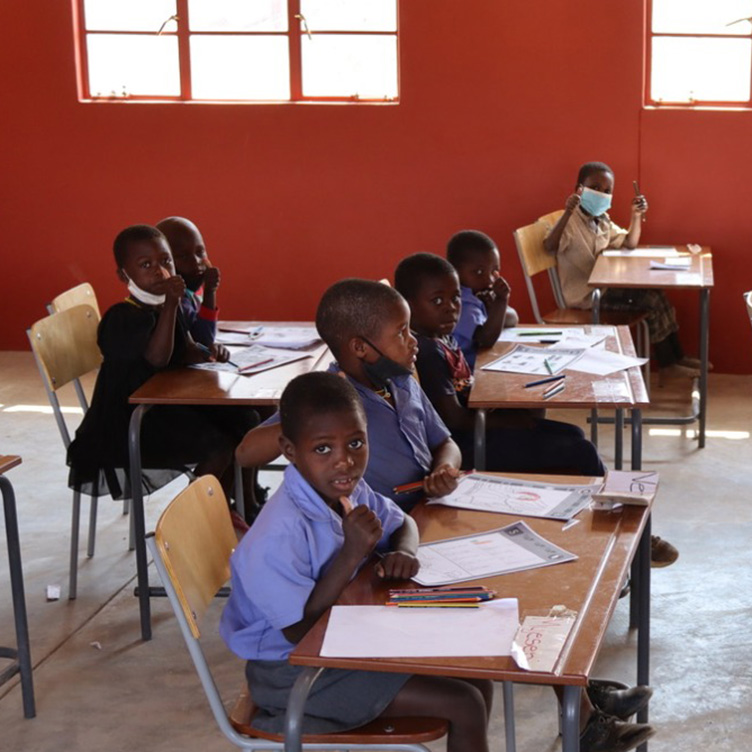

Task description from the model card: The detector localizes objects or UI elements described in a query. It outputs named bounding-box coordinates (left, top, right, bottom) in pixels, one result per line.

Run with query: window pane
left=87, top=34, right=180, bottom=97
left=302, top=34, right=397, bottom=98
left=190, top=36, right=290, bottom=100
left=83, top=0, right=176, bottom=32
left=301, top=0, right=397, bottom=31
left=651, top=37, right=751, bottom=101
left=652, top=0, right=752, bottom=35
left=188, top=0, right=287, bottom=31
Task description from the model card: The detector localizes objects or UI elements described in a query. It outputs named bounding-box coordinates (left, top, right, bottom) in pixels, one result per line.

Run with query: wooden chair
left=48, top=282, right=101, bottom=318
left=27, top=305, right=111, bottom=599
left=147, top=475, right=448, bottom=752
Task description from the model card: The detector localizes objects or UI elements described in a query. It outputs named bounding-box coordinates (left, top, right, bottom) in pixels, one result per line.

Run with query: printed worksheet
left=414, top=521, right=577, bottom=586
left=189, top=344, right=312, bottom=375
left=602, top=247, right=680, bottom=258
left=217, top=325, right=321, bottom=349
left=427, top=474, right=597, bottom=520
left=482, top=345, right=584, bottom=375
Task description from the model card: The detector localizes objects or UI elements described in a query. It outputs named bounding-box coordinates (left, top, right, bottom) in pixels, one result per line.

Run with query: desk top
left=0, top=456, right=22, bottom=476
left=469, top=325, right=649, bottom=410
left=290, top=472, right=649, bottom=686
left=589, top=246, right=713, bottom=290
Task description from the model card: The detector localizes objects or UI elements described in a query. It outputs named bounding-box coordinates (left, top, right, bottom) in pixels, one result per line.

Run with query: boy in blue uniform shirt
left=221, top=372, right=493, bottom=749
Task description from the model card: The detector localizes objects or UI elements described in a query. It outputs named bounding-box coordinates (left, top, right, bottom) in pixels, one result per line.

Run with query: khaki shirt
left=548, top=208, right=627, bottom=309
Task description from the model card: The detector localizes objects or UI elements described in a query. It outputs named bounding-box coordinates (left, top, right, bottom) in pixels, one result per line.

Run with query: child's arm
left=376, top=516, right=420, bottom=580
left=282, top=505, right=383, bottom=644
left=143, top=275, right=186, bottom=368
left=623, top=193, right=648, bottom=249
left=235, top=422, right=283, bottom=467
left=201, top=264, right=220, bottom=312
left=543, top=186, right=583, bottom=255
left=424, top=437, right=462, bottom=497
left=473, top=276, right=512, bottom=349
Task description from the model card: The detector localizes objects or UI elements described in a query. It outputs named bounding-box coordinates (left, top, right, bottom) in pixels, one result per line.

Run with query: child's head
left=279, top=372, right=368, bottom=508
left=315, top=279, right=417, bottom=372
left=394, top=253, right=461, bottom=338
left=576, top=161, right=614, bottom=194
left=446, top=230, right=500, bottom=294
left=155, top=217, right=208, bottom=291
left=113, top=224, right=174, bottom=293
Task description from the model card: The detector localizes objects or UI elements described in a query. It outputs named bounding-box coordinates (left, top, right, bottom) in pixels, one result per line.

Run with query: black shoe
left=587, top=680, right=652, bottom=721
left=580, top=709, right=655, bottom=752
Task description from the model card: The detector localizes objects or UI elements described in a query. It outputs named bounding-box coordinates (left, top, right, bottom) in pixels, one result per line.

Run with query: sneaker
left=651, top=535, right=678, bottom=568
left=587, top=680, right=652, bottom=720
left=580, top=709, right=655, bottom=752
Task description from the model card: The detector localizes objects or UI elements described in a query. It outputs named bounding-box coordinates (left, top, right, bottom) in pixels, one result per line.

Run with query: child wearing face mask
left=543, top=160, right=700, bottom=380
left=67, top=225, right=260, bottom=526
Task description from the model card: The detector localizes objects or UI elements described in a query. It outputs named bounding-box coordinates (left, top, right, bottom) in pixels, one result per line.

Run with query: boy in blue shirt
left=221, top=372, right=493, bottom=748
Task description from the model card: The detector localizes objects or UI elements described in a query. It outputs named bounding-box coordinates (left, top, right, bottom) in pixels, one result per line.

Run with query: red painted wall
left=1, top=1, right=750, bottom=372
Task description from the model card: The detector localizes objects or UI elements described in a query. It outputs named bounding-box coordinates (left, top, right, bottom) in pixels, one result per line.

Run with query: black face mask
left=361, top=338, right=413, bottom=390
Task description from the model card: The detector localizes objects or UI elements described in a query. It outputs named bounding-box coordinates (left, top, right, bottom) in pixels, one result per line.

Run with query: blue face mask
left=580, top=187, right=612, bottom=217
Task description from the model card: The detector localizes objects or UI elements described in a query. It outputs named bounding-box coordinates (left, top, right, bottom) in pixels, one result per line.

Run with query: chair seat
left=542, top=308, right=647, bottom=327
left=230, top=685, right=448, bottom=744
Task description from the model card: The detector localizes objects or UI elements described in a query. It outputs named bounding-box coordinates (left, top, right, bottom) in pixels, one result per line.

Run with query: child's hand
left=342, top=505, right=383, bottom=560
left=491, top=275, right=511, bottom=301
left=565, top=185, right=584, bottom=213
left=632, top=194, right=648, bottom=216
left=375, top=551, right=420, bottom=580
left=204, top=265, right=220, bottom=293
left=423, top=464, right=459, bottom=498
left=157, top=275, right=186, bottom=306
left=211, top=343, right=230, bottom=362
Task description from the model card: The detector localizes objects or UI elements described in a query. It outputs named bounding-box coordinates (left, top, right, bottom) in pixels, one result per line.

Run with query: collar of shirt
left=283, top=462, right=359, bottom=525
left=326, top=360, right=413, bottom=410
left=576, top=206, right=612, bottom=234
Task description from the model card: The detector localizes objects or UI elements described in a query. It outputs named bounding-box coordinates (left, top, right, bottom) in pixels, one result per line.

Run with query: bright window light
left=83, top=0, right=176, bottom=32
left=301, top=0, right=397, bottom=31
left=188, top=0, right=288, bottom=32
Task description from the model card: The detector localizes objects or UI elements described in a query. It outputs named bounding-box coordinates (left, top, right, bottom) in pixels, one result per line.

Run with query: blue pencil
left=525, top=374, right=566, bottom=388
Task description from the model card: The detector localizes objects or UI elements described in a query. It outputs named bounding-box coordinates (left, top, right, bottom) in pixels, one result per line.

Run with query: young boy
left=220, top=372, right=493, bottom=750
left=447, top=230, right=519, bottom=369
left=394, top=253, right=606, bottom=477
left=235, top=279, right=462, bottom=510
left=156, top=216, right=220, bottom=349
left=543, top=160, right=699, bottom=380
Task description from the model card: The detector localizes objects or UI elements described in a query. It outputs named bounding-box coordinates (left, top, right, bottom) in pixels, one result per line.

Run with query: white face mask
left=123, top=273, right=166, bottom=306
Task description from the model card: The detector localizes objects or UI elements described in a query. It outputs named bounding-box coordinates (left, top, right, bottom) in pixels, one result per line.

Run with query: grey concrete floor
left=1, top=350, right=751, bottom=751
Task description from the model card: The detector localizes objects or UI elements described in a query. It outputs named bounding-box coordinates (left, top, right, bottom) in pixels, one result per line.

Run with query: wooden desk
left=0, top=456, right=35, bottom=718
left=287, top=473, right=652, bottom=752
left=128, top=324, right=329, bottom=640
left=469, top=325, right=649, bottom=472
left=589, top=246, right=713, bottom=447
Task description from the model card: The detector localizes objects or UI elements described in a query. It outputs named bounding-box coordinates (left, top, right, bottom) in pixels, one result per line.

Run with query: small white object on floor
left=46, top=584, right=61, bottom=601
left=89, top=641, right=102, bottom=650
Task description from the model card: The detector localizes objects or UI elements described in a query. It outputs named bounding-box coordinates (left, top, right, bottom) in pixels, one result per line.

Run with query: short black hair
left=113, top=225, right=166, bottom=268
left=446, top=230, right=497, bottom=267
left=577, top=161, right=613, bottom=186
left=394, top=253, right=457, bottom=301
left=279, top=371, right=365, bottom=443
left=315, top=279, right=405, bottom=358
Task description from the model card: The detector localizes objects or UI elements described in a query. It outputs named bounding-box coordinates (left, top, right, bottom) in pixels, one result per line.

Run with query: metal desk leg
left=628, top=408, right=644, bottom=630
left=503, top=681, right=516, bottom=752
left=1, top=475, right=36, bottom=718
left=474, top=408, right=487, bottom=471
left=233, top=462, right=245, bottom=520
left=128, top=404, right=152, bottom=641
left=698, top=289, right=710, bottom=449
left=284, top=666, right=324, bottom=752
left=636, top=513, right=652, bottom=752
left=631, top=408, right=643, bottom=472
left=561, top=685, right=581, bottom=752
left=614, top=409, right=624, bottom=470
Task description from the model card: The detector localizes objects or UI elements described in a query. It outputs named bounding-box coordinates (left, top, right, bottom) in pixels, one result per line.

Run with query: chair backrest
left=538, top=209, right=565, bottom=228
left=48, top=282, right=101, bottom=318
left=513, top=220, right=562, bottom=323
left=745, top=291, right=752, bottom=331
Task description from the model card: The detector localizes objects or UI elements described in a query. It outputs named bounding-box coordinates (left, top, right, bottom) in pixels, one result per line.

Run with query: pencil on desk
left=544, top=358, right=554, bottom=375
left=525, top=374, right=565, bottom=389
left=393, top=603, right=480, bottom=609
left=238, top=357, right=274, bottom=373
left=543, top=382, right=566, bottom=400
left=517, top=331, right=563, bottom=337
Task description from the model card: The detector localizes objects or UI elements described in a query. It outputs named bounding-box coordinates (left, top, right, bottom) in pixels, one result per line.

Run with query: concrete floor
left=2, top=349, right=751, bottom=751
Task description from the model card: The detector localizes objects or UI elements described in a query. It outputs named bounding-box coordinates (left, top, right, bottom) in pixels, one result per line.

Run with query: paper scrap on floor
left=602, top=247, right=680, bottom=258
left=567, top=348, right=647, bottom=376
left=427, top=473, right=598, bottom=520
left=482, top=345, right=584, bottom=375
left=320, top=599, right=519, bottom=658
left=413, top=521, right=577, bottom=586
left=189, top=344, right=312, bottom=375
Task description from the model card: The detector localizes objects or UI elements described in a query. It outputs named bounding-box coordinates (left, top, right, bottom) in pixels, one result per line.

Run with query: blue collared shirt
left=453, top=285, right=487, bottom=369
left=219, top=464, right=404, bottom=661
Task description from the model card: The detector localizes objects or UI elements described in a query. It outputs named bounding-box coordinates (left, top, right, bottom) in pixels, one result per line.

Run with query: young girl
left=67, top=224, right=258, bottom=522
left=543, top=160, right=700, bottom=380
left=220, top=372, right=493, bottom=752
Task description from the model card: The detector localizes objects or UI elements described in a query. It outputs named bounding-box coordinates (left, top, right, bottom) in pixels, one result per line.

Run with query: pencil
left=525, top=374, right=565, bottom=389
left=517, top=331, right=563, bottom=337
left=393, top=470, right=474, bottom=494
left=544, top=358, right=554, bottom=375
left=196, top=342, right=239, bottom=369
left=394, top=603, right=480, bottom=608
left=238, top=357, right=274, bottom=373
left=543, top=382, right=566, bottom=400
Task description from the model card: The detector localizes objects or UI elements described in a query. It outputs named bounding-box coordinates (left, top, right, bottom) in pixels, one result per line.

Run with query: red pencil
left=238, top=358, right=274, bottom=373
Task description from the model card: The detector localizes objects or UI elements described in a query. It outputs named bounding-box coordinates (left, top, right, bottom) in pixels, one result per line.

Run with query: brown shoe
left=651, top=535, right=678, bottom=568
left=679, top=356, right=713, bottom=371
left=587, top=680, right=653, bottom=720
left=580, top=709, right=655, bottom=752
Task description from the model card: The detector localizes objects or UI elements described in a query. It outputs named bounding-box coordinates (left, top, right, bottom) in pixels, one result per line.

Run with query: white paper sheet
left=602, top=247, right=680, bottom=258
left=217, top=325, right=321, bottom=349
left=427, top=473, right=597, bottom=520
left=498, top=327, right=584, bottom=343
left=320, top=599, right=519, bottom=658
left=566, top=348, right=647, bottom=376
left=482, top=345, right=584, bottom=375
left=649, top=257, right=692, bottom=271
left=189, top=344, right=312, bottom=375
left=547, top=332, right=607, bottom=350
left=413, top=522, right=577, bottom=586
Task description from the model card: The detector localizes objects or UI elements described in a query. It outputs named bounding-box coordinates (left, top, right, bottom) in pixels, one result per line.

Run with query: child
left=447, top=230, right=519, bottom=369
left=394, top=253, right=606, bottom=477
left=220, top=372, right=494, bottom=751
left=236, top=279, right=462, bottom=511
left=156, top=216, right=220, bottom=348
left=543, top=160, right=700, bottom=380
left=66, top=225, right=259, bottom=523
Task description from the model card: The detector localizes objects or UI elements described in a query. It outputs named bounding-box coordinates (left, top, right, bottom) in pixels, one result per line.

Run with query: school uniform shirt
left=219, top=464, right=404, bottom=661
left=550, top=207, right=627, bottom=309
left=180, top=287, right=218, bottom=348
left=453, top=285, right=487, bottom=369
left=414, top=333, right=474, bottom=408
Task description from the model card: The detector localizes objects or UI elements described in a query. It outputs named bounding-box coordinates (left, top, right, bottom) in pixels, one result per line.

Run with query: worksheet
left=189, top=344, right=311, bottom=375
left=414, top=521, right=577, bottom=586
left=217, top=325, right=321, bottom=349
left=481, top=345, right=584, bottom=375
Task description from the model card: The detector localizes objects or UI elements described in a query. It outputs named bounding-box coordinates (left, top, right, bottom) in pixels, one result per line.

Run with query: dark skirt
left=602, top=288, right=678, bottom=344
